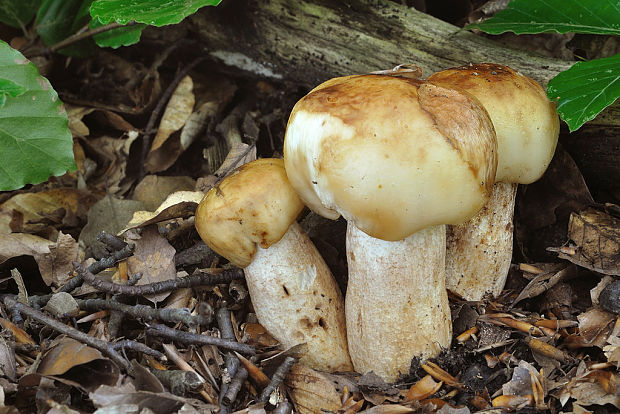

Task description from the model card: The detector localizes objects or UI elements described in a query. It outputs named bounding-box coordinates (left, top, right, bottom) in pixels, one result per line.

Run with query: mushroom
left=283, top=74, right=497, bottom=381
left=194, top=158, right=352, bottom=372
left=428, top=63, right=559, bottom=301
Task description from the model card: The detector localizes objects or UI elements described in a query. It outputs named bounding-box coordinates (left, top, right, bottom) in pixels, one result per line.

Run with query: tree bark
left=187, top=0, right=619, bottom=195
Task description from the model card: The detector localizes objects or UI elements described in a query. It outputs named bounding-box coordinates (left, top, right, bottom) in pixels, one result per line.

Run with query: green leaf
left=0, top=78, right=27, bottom=97
left=91, top=16, right=146, bottom=48
left=90, top=0, right=222, bottom=27
left=0, top=0, right=41, bottom=28
left=547, top=54, right=620, bottom=132
left=467, top=0, right=620, bottom=35
left=0, top=41, right=76, bottom=190
left=35, top=0, right=96, bottom=56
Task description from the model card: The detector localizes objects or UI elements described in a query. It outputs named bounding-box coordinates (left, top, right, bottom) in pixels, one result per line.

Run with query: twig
left=221, top=366, right=248, bottom=406
left=175, top=242, right=216, bottom=267
left=50, top=22, right=134, bottom=53
left=108, top=272, right=143, bottom=337
left=112, top=339, right=165, bottom=359
left=60, top=244, right=135, bottom=294
left=96, top=231, right=128, bottom=251
left=150, top=368, right=204, bottom=395
left=217, top=306, right=239, bottom=404
left=77, top=298, right=211, bottom=327
left=138, top=56, right=207, bottom=181
left=73, top=262, right=244, bottom=296
left=1, top=296, right=130, bottom=371
left=257, top=356, right=297, bottom=403
left=146, top=323, right=255, bottom=355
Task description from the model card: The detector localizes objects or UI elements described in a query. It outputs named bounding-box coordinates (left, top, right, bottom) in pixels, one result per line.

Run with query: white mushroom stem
left=345, top=223, right=452, bottom=382
left=245, top=221, right=352, bottom=372
left=446, top=182, right=518, bottom=301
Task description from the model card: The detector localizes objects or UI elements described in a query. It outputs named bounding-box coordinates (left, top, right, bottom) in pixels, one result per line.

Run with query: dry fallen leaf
left=38, top=232, right=79, bottom=287
left=146, top=75, right=195, bottom=173
left=578, top=308, right=616, bottom=348
left=121, top=190, right=204, bottom=233
left=558, top=208, right=620, bottom=275
left=406, top=375, right=442, bottom=401
left=127, top=225, right=177, bottom=303
left=285, top=364, right=355, bottom=414
left=133, top=175, right=196, bottom=211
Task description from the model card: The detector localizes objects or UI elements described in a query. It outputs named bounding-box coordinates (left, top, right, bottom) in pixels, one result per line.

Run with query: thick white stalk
left=446, top=182, right=518, bottom=301
left=345, top=223, right=451, bottom=382
left=245, top=221, right=352, bottom=372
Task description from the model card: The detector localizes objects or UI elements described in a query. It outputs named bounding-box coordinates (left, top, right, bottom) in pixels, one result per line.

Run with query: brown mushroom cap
left=428, top=63, right=559, bottom=184
left=284, top=74, right=498, bottom=241
left=194, top=158, right=304, bottom=267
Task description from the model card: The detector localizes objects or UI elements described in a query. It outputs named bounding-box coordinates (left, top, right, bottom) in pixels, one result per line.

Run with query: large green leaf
left=0, top=78, right=27, bottom=108
left=467, top=0, right=620, bottom=35
left=0, top=41, right=76, bottom=190
left=547, top=54, right=620, bottom=132
left=91, top=16, right=146, bottom=48
left=90, top=0, right=221, bottom=27
left=0, top=0, right=41, bottom=28
left=35, top=0, right=96, bottom=56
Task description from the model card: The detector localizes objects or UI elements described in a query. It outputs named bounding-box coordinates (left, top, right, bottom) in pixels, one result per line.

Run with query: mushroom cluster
left=283, top=73, right=498, bottom=381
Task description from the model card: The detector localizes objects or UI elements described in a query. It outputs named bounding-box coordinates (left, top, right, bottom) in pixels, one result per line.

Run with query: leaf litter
left=0, top=12, right=619, bottom=414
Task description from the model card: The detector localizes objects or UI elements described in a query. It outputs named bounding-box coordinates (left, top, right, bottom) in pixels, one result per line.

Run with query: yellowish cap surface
left=195, top=158, right=304, bottom=267
left=284, top=74, right=497, bottom=241
left=428, top=63, right=559, bottom=183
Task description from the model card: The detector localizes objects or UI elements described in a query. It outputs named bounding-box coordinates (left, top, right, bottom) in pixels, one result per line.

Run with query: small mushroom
left=194, top=158, right=352, bottom=372
left=284, top=74, right=497, bottom=381
left=428, top=63, right=560, bottom=301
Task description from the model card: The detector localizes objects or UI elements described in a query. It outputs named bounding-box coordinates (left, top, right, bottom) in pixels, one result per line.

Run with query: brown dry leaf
left=502, top=360, right=542, bottom=398
left=133, top=175, right=196, bottom=211
left=66, top=105, right=95, bottom=137
left=145, top=75, right=195, bottom=173
left=557, top=208, right=620, bottom=275
left=127, top=225, right=177, bottom=303
left=491, top=394, right=533, bottom=409
left=0, top=189, right=97, bottom=234
left=578, top=308, right=616, bottom=348
left=565, top=371, right=620, bottom=408
left=0, top=317, right=34, bottom=345
left=0, top=334, right=16, bottom=381
left=89, top=382, right=208, bottom=413
left=196, top=142, right=257, bottom=192
left=0, top=232, right=55, bottom=279
left=121, top=190, right=204, bottom=233
left=511, top=264, right=573, bottom=307
left=38, top=232, right=79, bottom=287
left=84, top=133, right=139, bottom=195
left=38, top=337, right=106, bottom=376
left=36, top=336, right=120, bottom=392
left=78, top=195, right=145, bottom=258
left=406, top=375, right=442, bottom=401
left=241, top=323, right=279, bottom=348
left=285, top=364, right=353, bottom=414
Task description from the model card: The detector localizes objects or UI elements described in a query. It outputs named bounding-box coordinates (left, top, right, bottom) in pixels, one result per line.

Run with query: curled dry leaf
left=406, top=374, right=442, bottom=401
left=557, top=208, right=620, bottom=275
left=0, top=318, right=35, bottom=345
left=578, top=308, right=617, bottom=348
left=39, top=232, right=79, bottom=287
left=285, top=364, right=355, bottom=414
left=121, top=191, right=204, bottom=233
left=0, top=189, right=97, bottom=234
left=146, top=75, right=195, bottom=173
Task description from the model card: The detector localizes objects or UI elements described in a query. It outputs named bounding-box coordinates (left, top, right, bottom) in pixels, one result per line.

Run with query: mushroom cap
left=428, top=63, right=559, bottom=184
left=284, top=74, right=497, bottom=241
left=194, top=158, right=304, bottom=267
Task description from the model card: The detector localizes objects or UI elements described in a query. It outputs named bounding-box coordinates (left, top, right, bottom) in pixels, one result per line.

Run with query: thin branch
left=257, top=356, right=297, bottom=403
left=2, top=296, right=130, bottom=371
left=73, top=262, right=244, bottom=296
left=49, top=22, right=135, bottom=53
left=146, top=323, right=255, bottom=355
left=78, top=298, right=211, bottom=327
